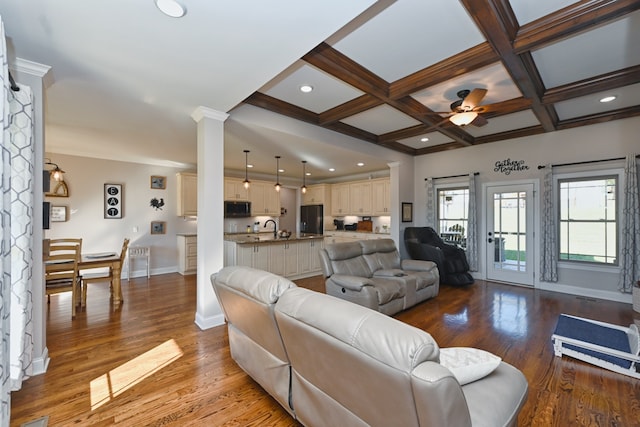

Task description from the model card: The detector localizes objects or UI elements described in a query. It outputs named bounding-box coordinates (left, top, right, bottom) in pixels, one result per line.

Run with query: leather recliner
left=404, top=227, right=474, bottom=286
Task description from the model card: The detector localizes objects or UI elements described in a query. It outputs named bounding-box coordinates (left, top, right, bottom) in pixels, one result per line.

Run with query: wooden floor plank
left=11, top=273, right=640, bottom=426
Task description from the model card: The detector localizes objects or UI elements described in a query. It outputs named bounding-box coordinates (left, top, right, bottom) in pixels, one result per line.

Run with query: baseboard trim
left=194, top=312, right=225, bottom=330
left=537, top=282, right=632, bottom=304
left=32, top=347, right=50, bottom=375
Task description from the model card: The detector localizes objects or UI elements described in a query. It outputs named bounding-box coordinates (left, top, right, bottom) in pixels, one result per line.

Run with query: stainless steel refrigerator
left=300, top=204, right=324, bottom=235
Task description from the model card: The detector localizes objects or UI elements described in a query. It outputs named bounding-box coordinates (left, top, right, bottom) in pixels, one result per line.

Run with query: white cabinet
left=371, top=178, right=390, bottom=216
left=177, top=173, right=197, bottom=216
left=177, top=235, right=197, bottom=275
left=349, top=181, right=372, bottom=215
left=302, top=184, right=330, bottom=206
left=250, top=181, right=281, bottom=216
left=224, top=178, right=249, bottom=201
left=270, top=241, right=298, bottom=277
left=236, top=243, right=270, bottom=271
left=331, top=183, right=350, bottom=216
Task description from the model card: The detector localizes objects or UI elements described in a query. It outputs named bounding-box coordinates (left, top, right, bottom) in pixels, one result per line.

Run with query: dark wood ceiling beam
left=415, top=142, right=470, bottom=155
left=473, top=126, right=546, bottom=145
left=389, top=43, right=499, bottom=99
left=462, top=0, right=557, bottom=132
left=303, top=42, right=390, bottom=100
left=514, top=0, right=640, bottom=54
left=542, top=65, right=640, bottom=104
left=556, top=105, right=640, bottom=131
left=244, top=92, right=319, bottom=124
left=318, top=95, right=382, bottom=125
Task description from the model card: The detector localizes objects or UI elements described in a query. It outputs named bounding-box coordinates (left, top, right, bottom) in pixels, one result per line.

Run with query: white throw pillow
left=439, top=347, right=502, bottom=385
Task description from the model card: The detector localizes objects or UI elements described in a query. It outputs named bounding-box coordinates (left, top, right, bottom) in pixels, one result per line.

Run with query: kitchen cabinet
left=177, top=234, right=197, bottom=275
left=250, top=181, right=281, bottom=216
left=371, top=178, right=390, bottom=215
left=224, top=178, right=249, bottom=201
left=349, top=181, right=372, bottom=215
left=236, top=242, right=270, bottom=271
left=298, top=238, right=324, bottom=274
left=176, top=172, right=197, bottom=216
left=302, top=184, right=330, bottom=206
left=331, top=183, right=350, bottom=216
left=269, top=241, right=298, bottom=277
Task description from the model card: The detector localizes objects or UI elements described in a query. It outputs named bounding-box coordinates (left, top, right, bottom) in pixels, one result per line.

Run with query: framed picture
left=104, top=183, right=123, bottom=219
left=150, top=175, right=166, bottom=189
left=402, top=202, right=413, bottom=223
left=151, top=221, right=166, bottom=235
left=50, top=205, right=67, bottom=222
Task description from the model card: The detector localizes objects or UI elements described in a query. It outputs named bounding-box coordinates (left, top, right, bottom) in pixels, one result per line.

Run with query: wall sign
left=104, top=183, right=123, bottom=219
left=494, top=158, right=529, bottom=175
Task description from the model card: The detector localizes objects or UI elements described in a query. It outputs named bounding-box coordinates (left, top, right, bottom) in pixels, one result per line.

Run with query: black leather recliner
left=404, top=227, right=474, bottom=286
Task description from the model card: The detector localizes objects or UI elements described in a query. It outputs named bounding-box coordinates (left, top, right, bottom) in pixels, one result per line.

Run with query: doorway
left=485, top=182, right=535, bottom=286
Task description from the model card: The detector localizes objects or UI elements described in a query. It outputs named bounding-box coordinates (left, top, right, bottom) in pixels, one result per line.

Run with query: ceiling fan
left=426, top=88, right=489, bottom=130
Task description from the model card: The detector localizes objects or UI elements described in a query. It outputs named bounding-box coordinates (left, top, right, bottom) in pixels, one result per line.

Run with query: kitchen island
left=224, top=233, right=325, bottom=280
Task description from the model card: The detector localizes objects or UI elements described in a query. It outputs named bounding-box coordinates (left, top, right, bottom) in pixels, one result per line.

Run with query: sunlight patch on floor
left=90, top=339, right=183, bottom=410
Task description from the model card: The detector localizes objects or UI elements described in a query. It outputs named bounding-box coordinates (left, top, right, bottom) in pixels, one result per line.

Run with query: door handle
left=488, top=238, right=494, bottom=243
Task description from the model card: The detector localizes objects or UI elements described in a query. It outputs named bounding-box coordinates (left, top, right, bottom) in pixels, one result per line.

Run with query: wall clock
left=104, top=183, right=123, bottom=219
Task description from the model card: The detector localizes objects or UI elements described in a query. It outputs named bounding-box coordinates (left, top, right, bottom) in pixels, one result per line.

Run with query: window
left=437, top=187, right=469, bottom=247
left=558, top=176, right=617, bottom=264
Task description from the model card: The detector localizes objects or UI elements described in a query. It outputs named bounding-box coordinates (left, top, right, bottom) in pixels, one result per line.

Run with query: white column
left=191, top=107, right=227, bottom=329
left=12, top=58, right=52, bottom=374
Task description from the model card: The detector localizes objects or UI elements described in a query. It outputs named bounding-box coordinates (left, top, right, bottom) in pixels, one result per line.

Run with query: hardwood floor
left=11, top=273, right=640, bottom=426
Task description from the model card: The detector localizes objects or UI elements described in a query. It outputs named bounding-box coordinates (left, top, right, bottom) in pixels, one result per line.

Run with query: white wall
left=44, top=153, right=197, bottom=277
left=413, top=116, right=640, bottom=302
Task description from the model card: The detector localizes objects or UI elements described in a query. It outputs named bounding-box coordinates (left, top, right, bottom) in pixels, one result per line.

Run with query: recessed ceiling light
left=247, top=164, right=254, bottom=168
left=357, top=162, right=364, bottom=167
left=155, top=0, right=186, bottom=18
left=329, top=168, right=335, bottom=172
left=278, top=169, right=285, bottom=173
left=420, top=137, right=429, bottom=142
left=300, top=85, right=313, bottom=93
left=599, top=95, right=617, bottom=103
left=305, top=172, right=311, bottom=176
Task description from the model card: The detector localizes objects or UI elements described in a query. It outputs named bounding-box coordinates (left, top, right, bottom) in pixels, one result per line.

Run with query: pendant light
left=242, top=150, right=250, bottom=189
left=301, top=160, right=307, bottom=194
left=274, top=156, right=281, bottom=192
left=45, top=158, right=65, bottom=182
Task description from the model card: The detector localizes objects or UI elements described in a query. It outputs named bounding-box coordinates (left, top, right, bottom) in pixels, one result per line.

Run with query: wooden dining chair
left=45, top=242, right=82, bottom=319
left=82, top=238, right=130, bottom=306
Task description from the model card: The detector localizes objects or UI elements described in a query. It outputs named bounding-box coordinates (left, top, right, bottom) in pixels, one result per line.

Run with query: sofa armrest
left=402, top=259, right=437, bottom=272
left=329, top=274, right=374, bottom=291
left=411, top=361, right=472, bottom=427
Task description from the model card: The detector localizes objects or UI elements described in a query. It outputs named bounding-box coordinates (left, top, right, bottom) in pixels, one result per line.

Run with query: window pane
left=558, top=176, right=617, bottom=265
left=437, top=187, right=469, bottom=247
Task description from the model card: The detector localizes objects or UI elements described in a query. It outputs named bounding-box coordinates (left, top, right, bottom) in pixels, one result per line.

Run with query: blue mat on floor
left=554, top=314, right=632, bottom=369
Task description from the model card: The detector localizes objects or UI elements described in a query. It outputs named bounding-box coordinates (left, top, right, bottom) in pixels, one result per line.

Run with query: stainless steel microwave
left=224, top=201, right=251, bottom=218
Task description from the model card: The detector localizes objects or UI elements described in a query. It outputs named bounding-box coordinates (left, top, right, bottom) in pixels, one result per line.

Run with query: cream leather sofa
left=319, top=238, right=439, bottom=315
left=211, top=266, right=528, bottom=427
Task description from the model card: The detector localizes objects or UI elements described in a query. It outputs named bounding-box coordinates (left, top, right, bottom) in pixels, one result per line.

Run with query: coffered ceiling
left=2, top=1, right=639, bottom=181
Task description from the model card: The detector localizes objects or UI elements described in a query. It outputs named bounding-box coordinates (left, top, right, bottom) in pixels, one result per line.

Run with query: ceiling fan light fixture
left=450, top=111, right=478, bottom=126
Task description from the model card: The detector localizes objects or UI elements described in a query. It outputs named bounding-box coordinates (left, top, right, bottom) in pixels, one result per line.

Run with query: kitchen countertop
left=225, top=233, right=324, bottom=244
left=326, top=230, right=391, bottom=235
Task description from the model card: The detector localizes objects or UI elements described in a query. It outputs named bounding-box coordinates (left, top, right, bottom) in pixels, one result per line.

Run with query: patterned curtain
left=618, top=154, right=639, bottom=293
left=425, top=178, right=435, bottom=228
left=9, top=85, right=34, bottom=390
left=466, top=173, right=478, bottom=271
left=1, top=17, right=13, bottom=425
left=1, top=17, right=36, bottom=425
left=540, top=165, right=558, bottom=282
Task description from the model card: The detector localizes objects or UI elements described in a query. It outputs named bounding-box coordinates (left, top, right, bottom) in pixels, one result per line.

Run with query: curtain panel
left=618, top=154, right=640, bottom=293
left=540, top=166, right=558, bottom=282
left=425, top=178, right=435, bottom=228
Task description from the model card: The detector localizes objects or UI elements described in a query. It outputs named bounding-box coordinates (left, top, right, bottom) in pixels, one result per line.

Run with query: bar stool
left=128, top=246, right=150, bottom=279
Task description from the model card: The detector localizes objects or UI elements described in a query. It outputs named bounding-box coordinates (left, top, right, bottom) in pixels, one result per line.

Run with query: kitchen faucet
left=264, top=219, right=277, bottom=238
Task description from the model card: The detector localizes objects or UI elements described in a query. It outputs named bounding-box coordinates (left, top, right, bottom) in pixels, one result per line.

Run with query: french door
left=485, top=183, right=535, bottom=286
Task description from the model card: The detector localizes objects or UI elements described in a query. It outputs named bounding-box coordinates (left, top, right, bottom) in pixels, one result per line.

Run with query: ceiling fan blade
left=461, top=88, right=487, bottom=110
left=471, top=114, right=488, bottom=127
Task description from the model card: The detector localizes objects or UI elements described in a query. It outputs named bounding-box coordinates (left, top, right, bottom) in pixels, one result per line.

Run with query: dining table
left=79, top=252, right=124, bottom=304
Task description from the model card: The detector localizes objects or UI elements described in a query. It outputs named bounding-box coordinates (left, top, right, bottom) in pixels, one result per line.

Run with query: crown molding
left=191, top=106, right=229, bottom=123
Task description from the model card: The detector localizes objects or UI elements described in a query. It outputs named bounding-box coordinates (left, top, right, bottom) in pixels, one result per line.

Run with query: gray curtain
left=540, top=165, right=558, bottom=282
left=618, top=154, right=639, bottom=293
left=467, top=173, right=478, bottom=271
left=425, top=178, right=435, bottom=229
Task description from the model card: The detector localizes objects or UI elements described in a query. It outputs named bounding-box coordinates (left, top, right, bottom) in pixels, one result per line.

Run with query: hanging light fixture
left=301, top=160, right=307, bottom=194
left=44, top=158, right=65, bottom=182
left=242, top=150, right=251, bottom=189
left=274, top=156, right=281, bottom=192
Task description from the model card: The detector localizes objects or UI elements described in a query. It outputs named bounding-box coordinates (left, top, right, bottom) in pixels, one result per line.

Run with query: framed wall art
left=402, top=202, right=413, bottom=223
left=150, top=175, right=166, bottom=189
left=151, top=221, right=166, bottom=235
left=50, top=205, right=68, bottom=222
left=104, top=183, right=123, bottom=219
